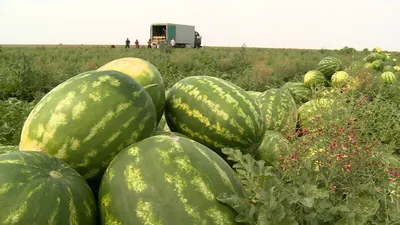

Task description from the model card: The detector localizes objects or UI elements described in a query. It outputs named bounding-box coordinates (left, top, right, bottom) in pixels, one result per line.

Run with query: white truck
left=150, top=23, right=202, bottom=48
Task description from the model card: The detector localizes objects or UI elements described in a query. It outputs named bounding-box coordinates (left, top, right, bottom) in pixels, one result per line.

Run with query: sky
left=1, top=0, right=399, bottom=51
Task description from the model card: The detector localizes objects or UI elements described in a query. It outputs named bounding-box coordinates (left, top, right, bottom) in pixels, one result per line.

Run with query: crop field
left=0, top=45, right=400, bottom=224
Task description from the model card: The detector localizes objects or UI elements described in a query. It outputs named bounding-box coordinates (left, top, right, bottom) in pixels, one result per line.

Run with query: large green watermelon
left=97, top=57, right=166, bottom=124
left=256, top=88, right=298, bottom=137
left=303, top=70, right=328, bottom=88
left=164, top=76, right=265, bottom=155
left=0, top=145, right=19, bottom=155
left=19, top=70, right=157, bottom=180
left=99, top=135, right=246, bottom=225
left=256, top=130, right=290, bottom=166
left=316, top=56, right=343, bottom=79
left=0, top=151, right=97, bottom=224
left=281, top=82, right=311, bottom=105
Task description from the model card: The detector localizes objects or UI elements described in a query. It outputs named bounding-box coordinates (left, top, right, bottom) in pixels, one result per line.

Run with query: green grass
left=0, top=45, right=398, bottom=147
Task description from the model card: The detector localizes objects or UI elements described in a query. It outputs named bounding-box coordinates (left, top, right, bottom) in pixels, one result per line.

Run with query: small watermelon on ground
left=364, top=53, right=383, bottom=63
left=98, top=135, right=246, bottom=225
left=381, top=71, right=397, bottom=84
left=19, top=70, right=157, bottom=180
left=331, top=71, right=352, bottom=88
left=303, top=70, right=328, bottom=88
left=164, top=76, right=265, bottom=156
left=0, top=151, right=97, bottom=224
left=97, top=57, right=166, bottom=124
left=316, top=56, right=343, bottom=79
left=383, top=65, right=395, bottom=72
left=364, top=62, right=374, bottom=69
left=372, top=60, right=384, bottom=71
left=256, top=130, right=290, bottom=166
left=0, top=145, right=19, bottom=155
left=256, top=88, right=298, bottom=137
left=281, top=81, right=311, bottom=105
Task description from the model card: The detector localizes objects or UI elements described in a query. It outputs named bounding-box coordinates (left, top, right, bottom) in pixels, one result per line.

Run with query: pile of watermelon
left=1, top=51, right=399, bottom=224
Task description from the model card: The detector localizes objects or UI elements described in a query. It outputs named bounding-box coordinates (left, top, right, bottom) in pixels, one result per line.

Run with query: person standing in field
left=171, top=38, right=176, bottom=48
left=125, top=38, right=130, bottom=48
left=147, top=39, right=152, bottom=49
left=135, top=39, right=139, bottom=48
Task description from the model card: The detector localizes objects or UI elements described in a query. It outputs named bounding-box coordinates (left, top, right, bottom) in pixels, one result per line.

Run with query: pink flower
left=330, top=185, right=337, bottom=191
left=345, top=163, right=351, bottom=172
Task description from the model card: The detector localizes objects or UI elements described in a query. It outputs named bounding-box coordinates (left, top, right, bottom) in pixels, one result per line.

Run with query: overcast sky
left=1, top=0, right=399, bottom=51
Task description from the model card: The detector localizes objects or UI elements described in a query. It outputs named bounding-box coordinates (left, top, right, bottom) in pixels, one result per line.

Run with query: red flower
left=345, top=163, right=351, bottom=172
left=330, top=185, right=337, bottom=191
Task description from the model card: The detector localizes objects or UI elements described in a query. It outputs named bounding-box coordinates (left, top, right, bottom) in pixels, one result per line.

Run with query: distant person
left=125, top=38, right=130, bottom=48
left=147, top=39, right=152, bottom=49
left=171, top=38, right=176, bottom=48
left=135, top=39, right=139, bottom=48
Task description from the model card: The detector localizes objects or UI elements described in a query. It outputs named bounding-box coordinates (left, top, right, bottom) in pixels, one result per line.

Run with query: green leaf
left=300, top=197, right=315, bottom=208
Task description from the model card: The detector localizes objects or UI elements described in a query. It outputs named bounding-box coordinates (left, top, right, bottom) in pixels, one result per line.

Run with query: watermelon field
left=0, top=45, right=400, bottom=224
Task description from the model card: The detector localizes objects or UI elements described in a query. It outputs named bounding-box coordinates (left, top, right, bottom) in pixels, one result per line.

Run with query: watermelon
left=0, top=151, right=97, bottom=224
left=372, top=47, right=382, bottom=54
left=256, top=88, right=298, bottom=137
left=303, top=70, right=328, bottom=88
left=364, top=53, right=382, bottom=63
left=383, top=65, right=394, bottom=72
left=316, top=56, right=343, bottom=79
left=0, top=145, right=19, bottom=155
left=331, top=71, right=351, bottom=88
left=164, top=76, right=265, bottom=155
left=247, top=90, right=263, bottom=99
left=381, top=71, right=397, bottom=84
left=364, top=62, right=374, bottom=69
left=372, top=60, right=384, bottom=71
left=98, top=135, right=246, bottom=225
left=256, top=130, right=290, bottom=166
left=19, top=70, right=157, bottom=180
left=97, top=57, right=166, bottom=124
left=298, top=98, right=348, bottom=131
left=281, top=81, right=311, bottom=105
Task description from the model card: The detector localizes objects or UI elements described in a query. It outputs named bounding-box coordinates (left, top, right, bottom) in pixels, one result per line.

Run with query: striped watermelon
left=298, top=98, right=348, bottom=131
left=19, top=70, right=157, bottom=180
left=364, top=53, right=382, bottom=63
left=281, top=82, right=311, bottom=105
left=303, top=70, right=328, bottom=88
left=256, top=131, right=290, bottom=166
left=0, top=151, right=97, bottom=224
left=99, top=135, right=246, bottom=225
left=97, top=57, right=166, bottom=124
left=381, top=71, right=397, bottom=84
left=164, top=76, right=265, bottom=155
left=331, top=71, right=351, bottom=88
left=316, top=56, right=343, bottom=79
left=0, top=145, right=18, bottom=155
left=372, top=60, right=384, bottom=71
left=256, top=88, right=298, bottom=137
